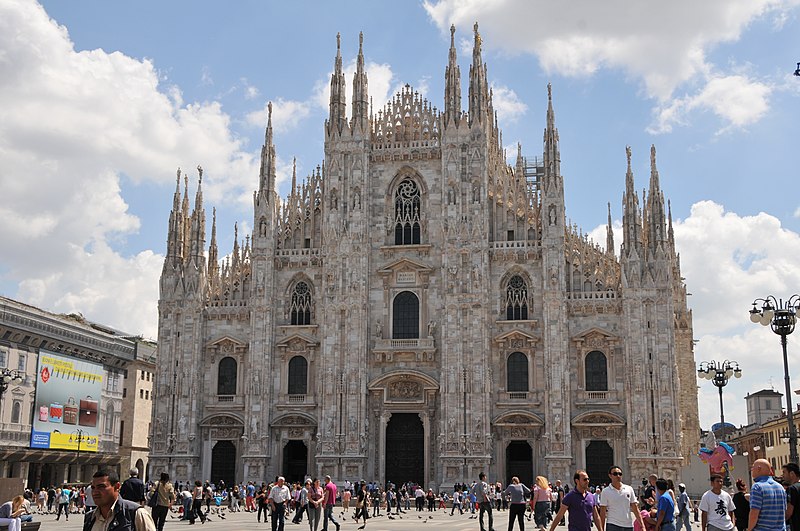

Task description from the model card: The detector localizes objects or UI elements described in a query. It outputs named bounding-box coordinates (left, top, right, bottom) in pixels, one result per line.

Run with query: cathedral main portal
left=385, top=413, right=424, bottom=486
left=211, top=440, right=236, bottom=487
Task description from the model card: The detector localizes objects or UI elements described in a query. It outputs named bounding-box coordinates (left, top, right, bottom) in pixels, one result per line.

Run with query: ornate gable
left=571, top=327, right=619, bottom=349
left=572, top=411, right=625, bottom=426
left=492, top=329, right=539, bottom=347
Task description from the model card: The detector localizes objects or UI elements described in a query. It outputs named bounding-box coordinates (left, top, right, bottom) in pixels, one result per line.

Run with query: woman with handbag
left=307, top=478, right=324, bottom=531
left=353, top=481, right=369, bottom=528
left=151, top=472, right=175, bottom=531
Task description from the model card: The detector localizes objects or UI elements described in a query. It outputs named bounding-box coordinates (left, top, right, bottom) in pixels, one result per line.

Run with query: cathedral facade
left=150, top=25, right=699, bottom=489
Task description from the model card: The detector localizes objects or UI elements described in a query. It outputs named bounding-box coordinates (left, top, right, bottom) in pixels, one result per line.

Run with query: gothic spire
left=468, top=22, right=488, bottom=127
left=542, top=83, right=562, bottom=194
left=444, top=24, right=462, bottom=126
left=351, top=32, right=369, bottom=133
left=208, top=207, right=219, bottom=281
left=667, top=199, right=675, bottom=253
left=606, top=202, right=615, bottom=256
left=258, top=102, right=277, bottom=198
left=646, top=144, right=667, bottom=253
left=327, top=32, right=347, bottom=136
left=188, top=167, right=206, bottom=265
left=621, top=146, right=642, bottom=258
left=166, top=168, right=183, bottom=262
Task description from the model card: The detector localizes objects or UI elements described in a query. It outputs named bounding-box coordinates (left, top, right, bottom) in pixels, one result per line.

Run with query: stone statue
left=178, top=414, right=187, bottom=437
left=250, top=415, right=259, bottom=436
left=427, top=320, right=436, bottom=337
left=375, top=320, right=382, bottom=338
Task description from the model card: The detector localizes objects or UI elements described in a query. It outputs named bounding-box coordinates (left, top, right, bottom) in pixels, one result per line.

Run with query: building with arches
left=151, top=26, right=699, bottom=488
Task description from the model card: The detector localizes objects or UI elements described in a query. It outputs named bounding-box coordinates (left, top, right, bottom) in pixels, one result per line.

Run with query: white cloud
left=490, top=83, right=528, bottom=123
left=0, top=0, right=258, bottom=337
left=313, top=59, right=396, bottom=116
left=241, top=78, right=260, bottom=100
left=650, top=75, right=772, bottom=134
left=586, top=219, right=622, bottom=255
left=245, top=98, right=313, bottom=134
left=584, top=200, right=800, bottom=429
left=795, top=206, right=800, bottom=218
left=673, top=201, right=800, bottom=429
left=424, top=0, right=796, bottom=130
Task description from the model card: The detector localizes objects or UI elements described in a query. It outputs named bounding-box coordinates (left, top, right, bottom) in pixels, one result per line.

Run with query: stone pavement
left=32, top=507, right=707, bottom=531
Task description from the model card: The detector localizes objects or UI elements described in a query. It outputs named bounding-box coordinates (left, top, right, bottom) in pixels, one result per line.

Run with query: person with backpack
left=55, top=485, right=71, bottom=521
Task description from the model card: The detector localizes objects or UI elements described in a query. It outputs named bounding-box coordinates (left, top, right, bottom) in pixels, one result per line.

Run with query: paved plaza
left=31, top=507, right=706, bottom=531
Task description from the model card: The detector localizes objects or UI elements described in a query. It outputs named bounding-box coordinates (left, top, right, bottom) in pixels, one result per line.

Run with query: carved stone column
left=419, top=411, right=430, bottom=488
left=379, top=412, right=390, bottom=486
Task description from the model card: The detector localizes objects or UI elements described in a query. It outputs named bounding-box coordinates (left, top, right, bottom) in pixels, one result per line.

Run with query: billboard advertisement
left=30, top=350, right=102, bottom=452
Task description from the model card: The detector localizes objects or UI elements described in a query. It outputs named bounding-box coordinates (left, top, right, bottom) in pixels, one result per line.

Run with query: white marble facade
left=150, top=26, right=699, bottom=489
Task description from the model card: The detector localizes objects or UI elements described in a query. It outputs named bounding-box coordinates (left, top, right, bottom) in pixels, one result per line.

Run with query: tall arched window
left=104, top=404, right=115, bottom=434
left=288, top=356, right=308, bottom=395
left=394, top=179, right=421, bottom=245
left=585, top=351, right=608, bottom=391
left=11, top=400, right=21, bottom=423
left=506, top=275, right=529, bottom=320
left=218, top=356, right=238, bottom=395
left=392, top=291, right=419, bottom=339
left=290, top=281, right=312, bottom=325
left=506, top=352, right=529, bottom=392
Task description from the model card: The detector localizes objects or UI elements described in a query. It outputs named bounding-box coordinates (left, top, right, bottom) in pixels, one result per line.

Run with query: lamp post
left=750, top=294, right=800, bottom=463
left=0, top=368, right=24, bottom=405
left=69, top=428, right=90, bottom=482
left=697, top=360, right=742, bottom=441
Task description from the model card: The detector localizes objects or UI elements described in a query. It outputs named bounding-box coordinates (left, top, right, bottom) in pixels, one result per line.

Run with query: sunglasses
left=610, top=472, right=623, bottom=477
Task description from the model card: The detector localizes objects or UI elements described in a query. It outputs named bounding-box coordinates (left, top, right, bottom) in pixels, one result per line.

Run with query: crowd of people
left=7, top=458, right=800, bottom=531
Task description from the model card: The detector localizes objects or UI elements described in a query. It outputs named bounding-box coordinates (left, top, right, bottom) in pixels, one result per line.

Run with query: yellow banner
left=49, top=431, right=99, bottom=452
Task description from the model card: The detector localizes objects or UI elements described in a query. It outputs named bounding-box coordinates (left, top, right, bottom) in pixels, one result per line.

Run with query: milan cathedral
left=150, top=24, right=699, bottom=489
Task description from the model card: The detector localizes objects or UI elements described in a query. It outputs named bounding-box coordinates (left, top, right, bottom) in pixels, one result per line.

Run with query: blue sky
left=1, top=0, right=800, bottom=431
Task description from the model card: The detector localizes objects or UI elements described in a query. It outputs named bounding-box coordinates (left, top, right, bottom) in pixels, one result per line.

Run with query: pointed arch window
left=392, top=291, right=419, bottom=339
left=288, top=356, right=308, bottom=395
left=506, top=352, right=529, bottom=392
left=394, top=179, right=421, bottom=245
left=290, top=281, right=312, bottom=325
left=506, top=275, right=529, bottom=320
left=218, top=356, right=238, bottom=395
left=11, top=400, right=22, bottom=424
left=585, top=350, right=608, bottom=391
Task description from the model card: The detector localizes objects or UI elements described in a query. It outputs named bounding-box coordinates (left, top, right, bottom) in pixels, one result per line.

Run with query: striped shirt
left=750, top=476, right=786, bottom=531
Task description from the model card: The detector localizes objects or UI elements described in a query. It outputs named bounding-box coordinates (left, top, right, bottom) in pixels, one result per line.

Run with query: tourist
left=83, top=468, right=156, bottom=531
left=307, top=478, right=324, bottom=531
left=471, top=472, right=495, bottom=531
left=190, top=480, right=207, bottom=524
left=748, top=459, right=786, bottom=531
left=675, top=483, right=693, bottom=531
left=150, top=472, right=175, bottom=531
left=784, top=463, right=800, bottom=531
left=504, top=476, right=531, bottom=531
left=120, top=468, right=146, bottom=505
left=532, top=476, right=552, bottom=530
left=654, top=479, right=675, bottom=531
left=732, top=479, right=749, bottom=531
left=599, top=466, right=645, bottom=531
left=549, top=470, right=602, bottom=531
left=699, top=474, right=735, bottom=531
left=322, top=475, right=340, bottom=531
left=0, top=495, right=26, bottom=531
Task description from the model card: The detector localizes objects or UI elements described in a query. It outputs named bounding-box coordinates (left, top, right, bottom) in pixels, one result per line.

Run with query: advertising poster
left=30, top=350, right=102, bottom=452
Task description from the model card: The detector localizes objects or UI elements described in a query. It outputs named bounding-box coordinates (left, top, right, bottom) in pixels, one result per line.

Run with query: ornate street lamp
left=0, top=368, right=24, bottom=405
left=750, top=294, right=800, bottom=463
left=697, top=360, right=743, bottom=441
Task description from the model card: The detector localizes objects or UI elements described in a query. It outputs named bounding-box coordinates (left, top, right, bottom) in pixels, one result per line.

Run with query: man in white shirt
left=268, top=476, right=292, bottom=531
left=599, top=465, right=646, bottom=531
left=699, top=474, right=736, bottom=531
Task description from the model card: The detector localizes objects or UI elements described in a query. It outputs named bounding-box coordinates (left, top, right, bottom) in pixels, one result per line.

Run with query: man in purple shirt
left=549, top=470, right=603, bottom=531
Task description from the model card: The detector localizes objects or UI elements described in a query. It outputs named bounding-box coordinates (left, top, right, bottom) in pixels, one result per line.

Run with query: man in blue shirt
left=655, top=479, right=675, bottom=531
left=749, top=459, right=787, bottom=531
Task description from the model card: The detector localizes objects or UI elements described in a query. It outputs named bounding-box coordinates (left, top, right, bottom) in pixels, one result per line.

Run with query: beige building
left=151, top=26, right=699, bottom=489
left=0, top=295, right=155, bottom=487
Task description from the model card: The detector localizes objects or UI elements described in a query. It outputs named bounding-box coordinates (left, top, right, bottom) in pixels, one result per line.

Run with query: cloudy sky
left=1, top=0, right=799, bottom=431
